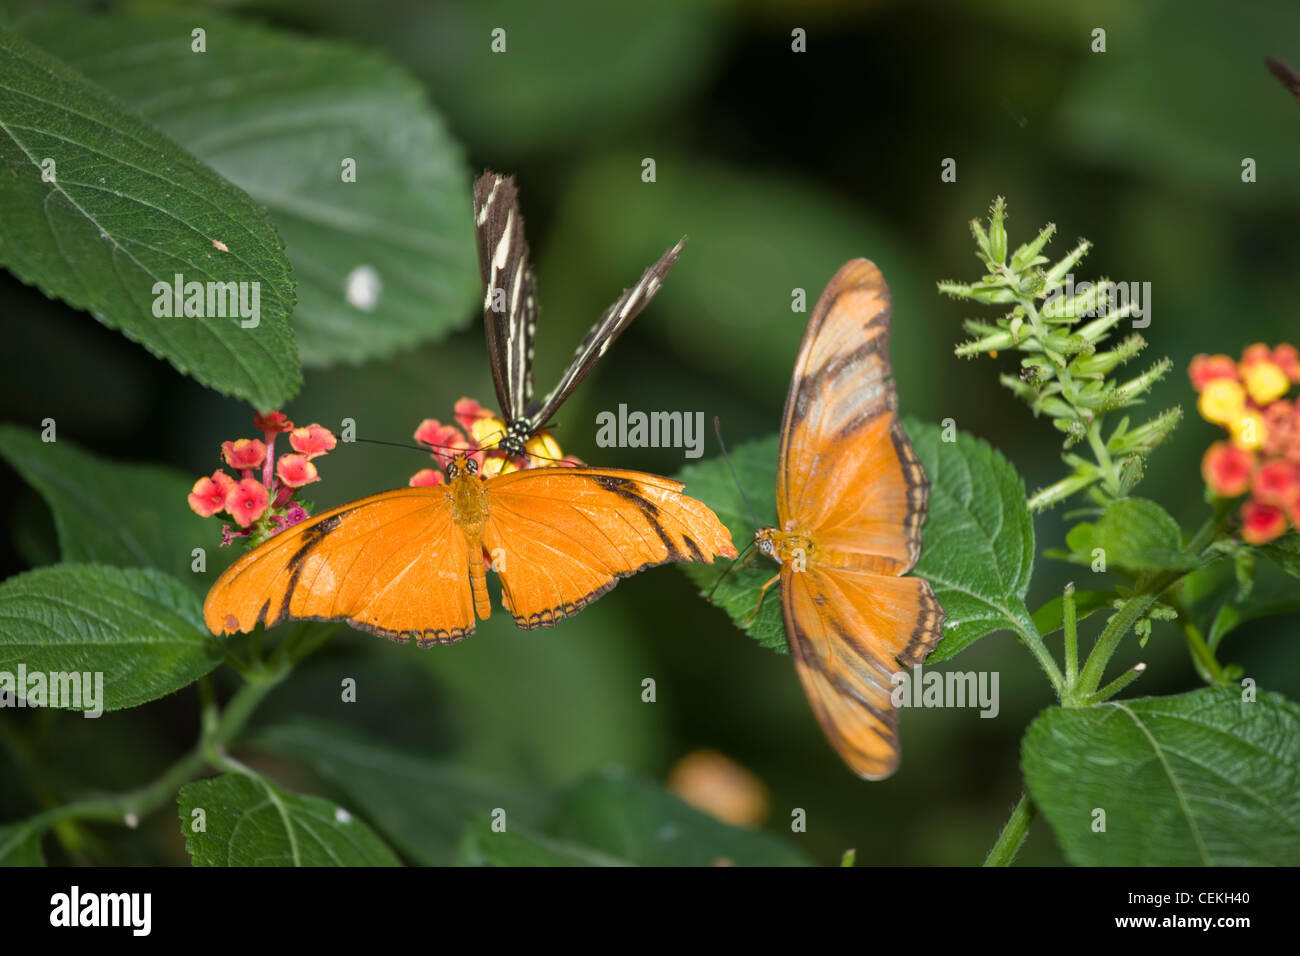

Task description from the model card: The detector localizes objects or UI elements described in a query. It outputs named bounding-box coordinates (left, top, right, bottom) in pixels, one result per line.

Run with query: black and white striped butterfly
left=472, top=171, right=686, bottom=458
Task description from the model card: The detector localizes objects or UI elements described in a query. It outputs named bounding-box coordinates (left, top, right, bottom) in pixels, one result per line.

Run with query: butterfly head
left=753, top=527, right=812, bottom=566
left=445, top=454, right=480, bottom=481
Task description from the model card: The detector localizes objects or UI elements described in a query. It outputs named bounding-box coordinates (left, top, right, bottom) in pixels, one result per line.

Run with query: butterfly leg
left=742, top=573, right=781, bottom=627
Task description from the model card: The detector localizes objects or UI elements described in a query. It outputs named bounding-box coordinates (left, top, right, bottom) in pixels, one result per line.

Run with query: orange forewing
left=771, top=258, right=943, bottom=779
left=204, top=488, right=474, bottom=646
left=484, top=468, right=735, bottom=628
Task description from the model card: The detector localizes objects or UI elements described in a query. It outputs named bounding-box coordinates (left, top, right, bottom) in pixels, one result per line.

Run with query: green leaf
left=675, top=435, right=785, bottom=652
left=252, top=721, right=542, bottom=866
left=1063, top=498, right=1200, bottom=573
left=1260, top=534, right=1300, bottom=579
left=0, top=565, right=221, bottom=711
left=554, top=768, right=812, bottom=866
left=1207, top=598, right=1300, bottom=648
left=0, top=822, right=45, bottom=865
left=22, top=10, right=477, bottom=367
left=0, top=425, right=216, bottom=592
left=1182, top=552, right=1300, bottom=649
left=455, top=818, right=627, bottom=867
left=0, top=26, right=299, bottom=408
left=1022, top=687, right=1300, bottom=865
left=1031, top=589, right=1112, bottom=636
left=178, top=772, right=401, bottom=866
left=907, top=421, right=1036, bottom=662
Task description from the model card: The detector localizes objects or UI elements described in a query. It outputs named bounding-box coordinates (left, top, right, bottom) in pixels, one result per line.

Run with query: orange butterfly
left=750, top=259, right=943, bottom=779
left=206, top=453, right=736, bottom=643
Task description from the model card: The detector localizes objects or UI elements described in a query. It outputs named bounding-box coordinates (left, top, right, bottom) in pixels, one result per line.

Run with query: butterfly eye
left=466, top=458, right=479, bottom=475
left=447, top=462, right=460, bottom=480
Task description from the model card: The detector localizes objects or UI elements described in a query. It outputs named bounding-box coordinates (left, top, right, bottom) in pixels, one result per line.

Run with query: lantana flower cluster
left=408, top=397, right=581, bottom=486
left=1192, top=343, right=1300, bottom=544
left=187, top=411, right=337, bottom=546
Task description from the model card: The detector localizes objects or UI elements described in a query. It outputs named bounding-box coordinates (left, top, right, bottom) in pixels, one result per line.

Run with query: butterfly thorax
left=496, top=418, right=534, bottom=459
left=445, top=454, right=488, bottom=533
left=754, top=527, right=815, bottom=567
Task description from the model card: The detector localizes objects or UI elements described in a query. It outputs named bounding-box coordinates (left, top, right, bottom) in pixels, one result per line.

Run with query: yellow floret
left=1198, top=378, right=1246, bottom=426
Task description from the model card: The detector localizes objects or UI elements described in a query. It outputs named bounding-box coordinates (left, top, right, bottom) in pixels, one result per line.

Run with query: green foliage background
left=1, top=0, right=1299, bottom=864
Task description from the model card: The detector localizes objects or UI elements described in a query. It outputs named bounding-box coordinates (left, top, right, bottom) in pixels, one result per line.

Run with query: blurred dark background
left=2, top=0, right=1299, bottom=865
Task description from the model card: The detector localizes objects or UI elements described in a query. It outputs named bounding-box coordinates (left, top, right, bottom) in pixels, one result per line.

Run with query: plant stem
left=1013, top=619, right=1066, bottom=699
left=1086, top=419, right=1119, bottom=495
left=1062, top=582, right=1079, bottom=694
left=1072, top=578, right=1166, bottom=704
left=1071, top=501, right=1234, bottom=703
left=1171, top=596, right=1227, bottom=685
left=1027, top=471, right=1096, bottom=512
left=9, top=630, right=330, bottom=846
left=15, top=746, right=209, bottom=835
left=1080, top=662, right=1147, bottom=705
left=984, top=792, right=1036, bottom=866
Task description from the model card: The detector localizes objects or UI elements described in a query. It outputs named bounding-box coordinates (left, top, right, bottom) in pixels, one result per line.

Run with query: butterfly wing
left=782, top=565, right=942, bottom=779
left=473, top=171, right=537, bottom=421
left=774, top=258, right=943, bottom=778
left=777, top=258, right=926, bottom=572
left=203, top=488, right=477, bottom=646
left=482, top=467, right=736, bottom=629
left=525, top=236, right=687, bottom=432
left=1267, top=56, right=1300, bottom=104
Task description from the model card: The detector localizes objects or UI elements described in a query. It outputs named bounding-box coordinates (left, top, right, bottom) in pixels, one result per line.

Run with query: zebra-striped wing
left=472, top=170, right=685, bottom=456
left=525, top=236, right=687, bottom=437
left=473, top=171, right=537, bottom=425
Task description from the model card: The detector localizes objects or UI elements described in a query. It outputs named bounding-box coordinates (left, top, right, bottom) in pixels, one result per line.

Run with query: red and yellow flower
left=409, top=396, right=581, bottom=485
left=1191, top=343, right=1300, bottom=543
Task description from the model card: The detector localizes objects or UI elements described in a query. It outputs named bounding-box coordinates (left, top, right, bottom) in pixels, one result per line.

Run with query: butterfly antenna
left=353, top=437, right=483, bottom=459
left=1267, top=55, right=1300, bottom=102
left=352, top=437, right=436, bottom=454
left=713, top=416, right=759, bottom=528
left=701, top=416, right=762, bottom=605
left=705, top=541, right=754, bottom=604
left=469, top=426, right=570, bottom=466
left=469, top=425, right=506, bottom=453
